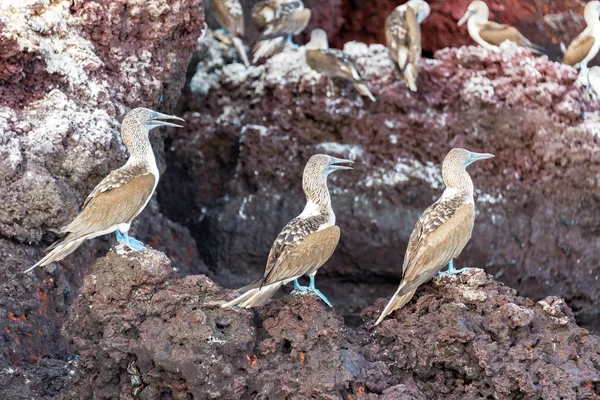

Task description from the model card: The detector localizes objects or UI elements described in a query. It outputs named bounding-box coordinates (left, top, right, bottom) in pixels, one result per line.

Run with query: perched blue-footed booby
left=211, top=0, right=250, bottom=67
left=374, top=148, right=494, bottom=326
left=25, top=108, right=184, bottom=273
left=458, top=1, right=546, bottom=55
left=252, top=0, right=311, bottom=63
left=385, top=0, right=430, bottom=92
left=222, top=154, right=353, bottom=308
left=305, top=29, right=376, bottom=102
left=562, top=1, right=600, bottom=74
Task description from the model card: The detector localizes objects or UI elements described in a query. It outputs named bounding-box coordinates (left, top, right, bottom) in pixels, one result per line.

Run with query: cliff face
left=60, top=248, right=600, bottom=399
left=0, top=0, right=205, bottom=382
left=166, top=32, right=600, bottom=335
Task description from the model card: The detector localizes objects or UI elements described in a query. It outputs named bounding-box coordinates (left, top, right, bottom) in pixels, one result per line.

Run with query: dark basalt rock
left=61, top=247, right=600, bottom=399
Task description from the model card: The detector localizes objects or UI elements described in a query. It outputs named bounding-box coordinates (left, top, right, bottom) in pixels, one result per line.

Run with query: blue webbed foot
left=308, top=275, right=332, bottom=307
left=293, top=278, right=309, bottom=291
left=115, top=230, right=146, bottom=251
left=286, top=34, right=299, bottom=50
left=216, top=28, right=230, bottom=37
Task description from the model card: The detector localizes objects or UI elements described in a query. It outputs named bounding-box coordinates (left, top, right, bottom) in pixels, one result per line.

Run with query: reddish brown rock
left=165, top=35, right=600, bottom=334
left=60, top=248, right=600, bottom=398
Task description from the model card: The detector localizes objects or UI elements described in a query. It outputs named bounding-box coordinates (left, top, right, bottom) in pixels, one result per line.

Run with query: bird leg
left=437, top=259, right=469, bottom=278
left=115, top=230, right=146, bottom=251
left=293, top=279, right=309, bottom=291
left=285, top=34, right=299, bottom=50
left=307, top=275, right=333, bottom=307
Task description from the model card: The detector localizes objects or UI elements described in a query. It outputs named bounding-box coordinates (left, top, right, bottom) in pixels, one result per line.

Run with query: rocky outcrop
left=62, top=247, right=600, bottom=398
left=166, top=33, right=600, bottom=334
left=0, top=0, right=205, bottom=371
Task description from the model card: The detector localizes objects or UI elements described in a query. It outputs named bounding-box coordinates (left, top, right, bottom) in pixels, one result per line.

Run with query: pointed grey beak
left=147, top=111, right=185, bottom=129
left=328, top=157, right=354, bottom=171
left=457, top=10, right=474, bottom=26
left=466, top=151, right=495, bottom=166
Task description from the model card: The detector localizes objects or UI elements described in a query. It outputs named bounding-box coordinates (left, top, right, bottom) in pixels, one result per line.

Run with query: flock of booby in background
left=211, top=0, right=600, bottom=98
left=25, top=1, right=599, bottom=326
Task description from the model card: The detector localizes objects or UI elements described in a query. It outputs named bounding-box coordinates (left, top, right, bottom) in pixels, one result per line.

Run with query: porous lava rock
left=0, top=0, right=205, bottom=376
left=62, top=248, right=600, bottom=398
left=165, top=34, right=600, bottom=334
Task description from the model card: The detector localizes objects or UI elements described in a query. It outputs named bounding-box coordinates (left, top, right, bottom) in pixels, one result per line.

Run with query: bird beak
left=457, top=10, right=474, bottom=26
left=328, top=157, right=354, bottom=171
left=466, top=151, right=495, bottom=166
left=147, top=111, right=185, bottom=129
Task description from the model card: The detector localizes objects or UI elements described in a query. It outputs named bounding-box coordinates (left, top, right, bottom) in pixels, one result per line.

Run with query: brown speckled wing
left=251, top=1, right=276, bottom=30
left=306, top=49, right=362, bottom=82
left=563, top=31, right=595, bottom=66
left=386, top=6, right=420, bottom=70
left=398, top=198, right=475, bottom=295
left=212, top=0, right=244, bottom=36
left=263, top=219, right=339, bottom=285
left=63, top=172, right=156, bottom=240
left=260, top=8, right=310, bottom=39
left=478, top=22, right=529, bottom=47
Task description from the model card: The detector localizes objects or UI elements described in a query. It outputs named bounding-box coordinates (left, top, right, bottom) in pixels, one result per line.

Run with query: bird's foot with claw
left=213, top=29, right=233, bottom=45
left=115, top=230, right=146, bottom=252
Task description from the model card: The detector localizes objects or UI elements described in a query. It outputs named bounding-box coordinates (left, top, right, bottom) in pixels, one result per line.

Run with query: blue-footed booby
left=252, top=0, right=311, bottom=63
left=26, top=108, right=184, bottom=273
left=211, top=0, right=250, bottom=67
left=374, top=148, right=494, bottom=326
left=458, top=1, right=546, bottom=55
left=385, top=0, right=430, bottom=92
left=305, top=29, right=376, bottom=102
left=562, top=1, right=600, bottom=74
left=222, top=154, right=353, bottom=308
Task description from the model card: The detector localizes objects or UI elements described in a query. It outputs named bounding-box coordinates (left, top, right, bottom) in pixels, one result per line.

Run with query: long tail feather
left=403, top=64, right=418, bottom=92
left=232, top=36, right=250, bottom=67
left=252, top=37, right=285, bottom=63
left=221, top=281, right=283, bottom=308
left=354, top=82, right=376, bottom=102
left=25, top=237, right=86, bottom=273
left=374, top=288, right=417, bottom=326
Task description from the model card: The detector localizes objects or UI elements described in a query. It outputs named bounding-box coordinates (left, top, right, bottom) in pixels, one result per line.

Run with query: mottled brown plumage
left=222, top=154, right=353, bottom=308
left=26, top=108, right=184, bottom=272
left=375, top=148, right=494, bottom=325
left=385, top=0, right=430, bottom=92
left=562, top=1, right=600, bottom=68
left=252, top=0, right=310, bottom=62
left=211, top=0, right=250, bottom=66
left=306, top=29, right=376, bottom=102
left=458, top=1, right=545, bottom=55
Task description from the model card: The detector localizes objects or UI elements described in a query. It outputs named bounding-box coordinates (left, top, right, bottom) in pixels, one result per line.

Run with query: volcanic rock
left=61, top=247, right=600, bottom=398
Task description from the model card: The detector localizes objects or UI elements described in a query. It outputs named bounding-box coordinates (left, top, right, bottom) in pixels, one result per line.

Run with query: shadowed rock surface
left=165, top=33, right=600, bottom=333
left=60, top=248, right=600, bottom=399
left=0, top=0, right=205, bottom=377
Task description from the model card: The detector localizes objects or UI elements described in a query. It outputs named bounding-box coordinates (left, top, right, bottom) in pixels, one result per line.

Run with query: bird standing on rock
left=222, top=154, right=353, bottom=308
left=562, top=1, right=600, bottom=76
left=375, top=148, right=494, bottom=326
left=458, top=1, right=546, bottom=55
left=252, top=0, right=311, bottom=63
left=211, top=0, right=250, bottom=67
left=385, top=0, right=430, bottom=92
left=305, top=29, right=376, bottom=102
left=26, top=108, right=184, bottom=273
